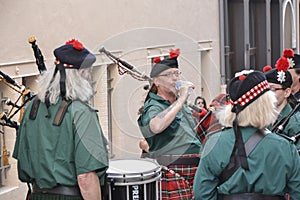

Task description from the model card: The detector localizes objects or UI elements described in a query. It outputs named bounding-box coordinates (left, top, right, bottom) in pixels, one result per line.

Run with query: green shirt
left=13, top=98, right=109, bottom=189
left=274, top=103, right=300, bottom=149
left=193, top=126, right=300, bottom=200
left=137, top=92, right=202, bottom=158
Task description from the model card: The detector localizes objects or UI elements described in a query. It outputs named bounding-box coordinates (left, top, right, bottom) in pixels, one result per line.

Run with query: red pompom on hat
left=283, top=49, right=294, bottom=58
left=65, top=39, right=84, bottom=51
left=281, top=48, right=300, bottom=69
left=275, top=57, right=289, bottom=72
left=153, top=57, right=161, bottom=63
left=169, top=48, right=180, bottom=58
left=263, top=65, right=272, bottom=72
left=238, top=75, right=246, bottom=80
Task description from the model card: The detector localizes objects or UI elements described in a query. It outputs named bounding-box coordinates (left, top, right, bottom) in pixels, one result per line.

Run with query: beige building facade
left=0, top=0, right=299, bottom=199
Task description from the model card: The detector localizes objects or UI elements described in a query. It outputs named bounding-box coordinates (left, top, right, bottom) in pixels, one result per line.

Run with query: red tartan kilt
left=161, top=164, right=198, bottom=200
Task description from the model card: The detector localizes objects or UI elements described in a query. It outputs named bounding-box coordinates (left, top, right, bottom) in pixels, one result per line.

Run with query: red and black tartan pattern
left=161, top=163, right=198, bottom=200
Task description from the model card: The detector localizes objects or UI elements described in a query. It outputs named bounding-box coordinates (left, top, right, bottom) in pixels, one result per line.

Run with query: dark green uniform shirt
left=193, top=126, right=300, bottom=199
left=13, top=98, right=109, bottom=189
left=273, top=103, right=300, bottom=149
left=137, top=92, right=202, bottom=158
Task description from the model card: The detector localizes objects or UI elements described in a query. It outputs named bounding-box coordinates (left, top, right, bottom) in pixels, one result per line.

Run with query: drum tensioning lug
left=110, top=179, right=115, bottom=191
left=140, top=173, right=144, bottom=181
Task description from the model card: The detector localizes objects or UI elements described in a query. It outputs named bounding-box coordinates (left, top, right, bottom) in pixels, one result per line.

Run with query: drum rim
left=107, top=173, right=161, bottom=186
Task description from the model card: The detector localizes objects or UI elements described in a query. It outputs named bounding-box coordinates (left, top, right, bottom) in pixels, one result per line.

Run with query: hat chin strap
left=56, top=63, right=67, bottom=99
left=232, top=118, right=249, bottom=170
left=44, top=63, right=67, bottom=118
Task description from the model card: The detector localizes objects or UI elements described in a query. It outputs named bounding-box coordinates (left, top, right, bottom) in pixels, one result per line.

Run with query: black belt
left=219, top=193, right=285, bottom=200
left=32, top=183, right=81, bottom=196
left=156, top=154, right=200, bottom=166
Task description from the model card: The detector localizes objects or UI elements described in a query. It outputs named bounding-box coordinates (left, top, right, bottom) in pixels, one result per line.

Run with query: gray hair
left=216, top=91, right=278, bottom=129
left=37, top=66, right=94, bottom=104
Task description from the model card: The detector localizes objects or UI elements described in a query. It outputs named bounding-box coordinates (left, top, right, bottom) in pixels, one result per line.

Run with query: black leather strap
left=53, top=100, right=72, bottom=126
left=32, top=183, right=81, bottom=197
left=156, top=154, right=200, bottom=166
left=29, top=97, right=40, bottom=120
left=219, top=193, right=285, bottom=200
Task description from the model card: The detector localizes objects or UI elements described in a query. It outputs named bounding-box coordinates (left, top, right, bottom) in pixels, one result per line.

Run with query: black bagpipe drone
left=0, top=36, right=46, bottom=130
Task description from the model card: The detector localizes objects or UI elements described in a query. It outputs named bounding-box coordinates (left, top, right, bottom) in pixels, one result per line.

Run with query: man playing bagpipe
left=138, top=49, right=202, bottom=200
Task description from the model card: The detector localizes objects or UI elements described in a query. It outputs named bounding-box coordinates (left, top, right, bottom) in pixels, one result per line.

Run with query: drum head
left=107, top=158, right=159, bottom=174
left=107, top=158, right=161, bottom=183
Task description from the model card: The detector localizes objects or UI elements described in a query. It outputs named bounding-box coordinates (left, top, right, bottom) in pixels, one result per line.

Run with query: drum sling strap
left=29, top=97, right=72, bottom=126
left=218, top=129, right=267, bottom=185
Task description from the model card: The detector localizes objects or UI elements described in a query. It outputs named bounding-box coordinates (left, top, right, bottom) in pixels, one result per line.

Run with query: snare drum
left=104, top=158, right=161, bottom=200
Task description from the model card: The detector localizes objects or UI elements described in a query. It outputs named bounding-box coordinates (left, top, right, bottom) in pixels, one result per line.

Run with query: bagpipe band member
left=193, top=70, right=300, bottom=200
left=282, top=49, right=300, bottom=108
left=264, top=57, right=300, bottom=149
left=193, top=93, right=229, bottom=143
left=137, top=48, right=202, bottom=200
left=13, top=39, right=109, bottom=200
